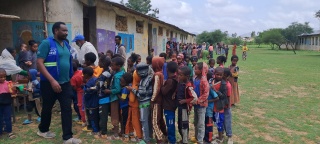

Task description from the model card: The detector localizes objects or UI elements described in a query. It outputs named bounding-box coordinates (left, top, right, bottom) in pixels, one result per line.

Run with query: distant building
left=297, top=30, right=320, bottom=51
left=0, top=0, right=196, bottom=59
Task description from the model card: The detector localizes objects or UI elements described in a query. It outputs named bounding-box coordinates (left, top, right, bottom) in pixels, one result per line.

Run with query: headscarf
left=152, top=57, right=165, bottom=73
left=136, top=62, right=154, bottom=78
left=0, top=49, right=22, bottom=75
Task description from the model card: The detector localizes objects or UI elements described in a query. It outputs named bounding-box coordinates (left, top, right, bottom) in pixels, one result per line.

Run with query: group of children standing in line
left=67, top=47, right=240, bottom=144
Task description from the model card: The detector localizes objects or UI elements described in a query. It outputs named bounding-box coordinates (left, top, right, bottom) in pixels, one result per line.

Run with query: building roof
left=103, top=0, right=196, bottom=36
left=298, top=30, right=320, bottom=37
left=0, top=14, right=20, bottom=19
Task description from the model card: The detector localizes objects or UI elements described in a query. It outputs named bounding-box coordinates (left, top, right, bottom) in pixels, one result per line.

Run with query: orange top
left=129, top=70, right=140, bottom=107
left=90, top=66, right=103, bottom=78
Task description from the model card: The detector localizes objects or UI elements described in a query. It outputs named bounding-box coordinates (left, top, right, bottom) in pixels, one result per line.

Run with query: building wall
left=297, top=35, right=320, bottom=51
left=0, top=0, right=83, bottom=52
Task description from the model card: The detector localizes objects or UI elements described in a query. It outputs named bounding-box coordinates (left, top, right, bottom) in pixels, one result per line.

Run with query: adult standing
left=36, top=22, right=81, bottom=144
left=72, top=35, right=99, bottom=66
left=115, top=35, right=126, bottom=61
left=0, top=47, right=28, bottom=80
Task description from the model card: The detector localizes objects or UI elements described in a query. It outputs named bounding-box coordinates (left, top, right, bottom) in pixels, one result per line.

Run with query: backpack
left=214, top=80, right=229, bottom=111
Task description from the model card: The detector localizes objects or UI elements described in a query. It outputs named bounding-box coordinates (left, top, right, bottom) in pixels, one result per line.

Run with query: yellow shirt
left=242, top=46, right=248, bottom=52
left=90, top=66, right=103, bottom=78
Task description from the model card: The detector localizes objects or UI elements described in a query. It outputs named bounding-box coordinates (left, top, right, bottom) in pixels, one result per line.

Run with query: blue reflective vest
left=40, top=37, right=73, bottom=81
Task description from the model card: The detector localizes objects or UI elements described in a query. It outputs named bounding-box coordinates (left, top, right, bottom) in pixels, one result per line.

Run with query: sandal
left=107, top=135, right=119, bottom=140
left=8, top=133, right=16, bottom=139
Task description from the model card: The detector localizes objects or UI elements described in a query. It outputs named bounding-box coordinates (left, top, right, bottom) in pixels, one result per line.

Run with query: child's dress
left=229, top=65, right=240, bottom=104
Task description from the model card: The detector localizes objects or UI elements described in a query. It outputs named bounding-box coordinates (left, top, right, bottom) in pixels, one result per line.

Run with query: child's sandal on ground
left=107, top=135, right=119, bottom=140
left=100, top=134, right=108, bottom=139
left=8, top=133, right=16, bottom=139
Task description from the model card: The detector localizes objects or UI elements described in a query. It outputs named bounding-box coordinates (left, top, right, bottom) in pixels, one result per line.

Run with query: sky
left=109, top=0, right=320, bottom=36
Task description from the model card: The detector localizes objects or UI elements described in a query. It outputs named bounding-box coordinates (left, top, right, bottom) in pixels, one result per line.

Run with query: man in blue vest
left=36, top=22, right=81, bottom=144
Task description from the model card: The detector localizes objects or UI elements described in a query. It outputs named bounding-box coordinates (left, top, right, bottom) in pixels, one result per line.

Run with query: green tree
left=260, top=28, right=285, bottom=50
left=254, top=37, right=263, bottom=47
left=196, top=30, right=227, bottom=44
left=121, top=0, right=159, bottom=18
left=228, top=37, right=242, bottom=45
left=282, top=22, right=313, bottom=54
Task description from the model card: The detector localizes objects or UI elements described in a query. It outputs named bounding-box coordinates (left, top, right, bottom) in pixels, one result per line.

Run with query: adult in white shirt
left=72, top=35, right=99, bottom=66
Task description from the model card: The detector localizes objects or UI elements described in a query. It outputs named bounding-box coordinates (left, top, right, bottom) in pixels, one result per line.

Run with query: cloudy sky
left=109, top=0, right=320, bottom=36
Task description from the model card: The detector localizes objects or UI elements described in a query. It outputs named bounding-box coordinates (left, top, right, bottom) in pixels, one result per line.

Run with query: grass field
left=1, top=46, right=320, bottom=144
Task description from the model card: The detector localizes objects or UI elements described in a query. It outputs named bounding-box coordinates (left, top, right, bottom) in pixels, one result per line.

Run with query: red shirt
left=71, top=70, right=83, bottom=93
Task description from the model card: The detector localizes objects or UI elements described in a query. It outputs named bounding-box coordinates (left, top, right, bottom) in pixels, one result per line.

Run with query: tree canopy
left=196, top=30, right=228, bottom=44
left=120, top=0, right=159, bottom=18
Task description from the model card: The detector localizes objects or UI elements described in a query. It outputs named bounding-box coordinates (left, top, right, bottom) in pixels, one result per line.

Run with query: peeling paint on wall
left=12, top=21, right=45, bottom=48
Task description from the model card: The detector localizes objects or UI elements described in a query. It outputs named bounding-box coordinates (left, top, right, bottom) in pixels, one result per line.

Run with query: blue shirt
left=163, top=62, right=168, bottom=80
left=193, top=78, right=201, bottom=108
left=83, top=77, right=99, bottom=108
left=119, top=85, right=130, bottom=109
left=206, top=86, right=218, bottom=117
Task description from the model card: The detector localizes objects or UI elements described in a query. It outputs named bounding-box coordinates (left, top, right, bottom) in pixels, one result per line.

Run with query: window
left=158, top=27, right=163, bottom=36
left=115, top=15, right=127, bottom=31
left=166, top=29, right=169, bottom=37
left=136, top=21, right=144, bottom=34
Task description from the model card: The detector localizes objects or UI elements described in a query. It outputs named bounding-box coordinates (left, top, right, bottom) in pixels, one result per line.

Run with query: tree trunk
left=258, top=44, right=260, bottom=48
left=285, top=43, right=289, bottom=50
left=290, top=43, right=296, bottom=54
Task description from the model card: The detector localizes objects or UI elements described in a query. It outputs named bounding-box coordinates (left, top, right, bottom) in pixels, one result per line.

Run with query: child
left=191, top=56, right=198, bottom=80
left=23, top=69, right=42, bottom=125
left=16, top=43, right=28, bottom=65
left=119, top=73, right=132, bottom=138
left=159, top=53, right=168, bottom=81
left=192, top=46, right=198, bottom=57
left=106, top=50, right=113, bottom=58
left=146, top=55, right=153, bottom=66
left=177, top=53, right=186, bottom=67
left=171, top=52, right=177, bottom=63
left=105, top=57, right=125, bottom=139
left=229, top=55, right=240, bottom=105
left=136, top=54, right=141, bottom=66
left=18, top=43, right=32, bottom=71
left=204, top=71, right=218, bottom=143
left=124, top=70, right=142, bottom=142
left=211, top=67, right=229, bottom=144
left=185, top=56, right=193, bottom=79
left=191, top=62, right=210, bottom=144
left=84, top=52, right=103, bottom=77
left=0, top=68, right=16, bottom=139
left=151, top=57, right=167, bottom=143
left=127, top=53, right=139, bottom=74
left=217, top=55, right=226, bottom=68
left=208, top=58, right=216, bottom=76
left=176, top=66, right=197, bottom=144
left=223, top=68, right=233, bottom=144
left=127, top=63, right=154, bottom=143
left=70, top=61, right=85, bottom=125
left=96, top=55, right=112, bottom=138
left=82, top=67, right=99, bottom=136
left=161, top=61, right=178, bottom=144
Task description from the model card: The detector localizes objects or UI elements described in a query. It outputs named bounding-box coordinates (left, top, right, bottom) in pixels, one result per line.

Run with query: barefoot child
left=177, top=66, right=198, bottom=144
left=229, top=55, right=240, bottom=105
left=191, top=62, right=210, bottom=144
left=161, top=61, right=178, bottom=144
left=0, top=68, right=16, bottom=139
